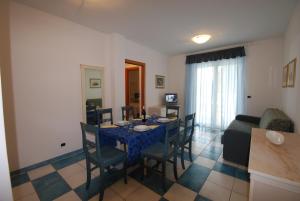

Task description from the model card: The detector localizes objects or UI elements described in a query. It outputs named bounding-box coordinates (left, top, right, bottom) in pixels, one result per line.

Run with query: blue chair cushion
left=141, top=142, right=173, bottom=160
left=90, top=146, right=127, bottom=167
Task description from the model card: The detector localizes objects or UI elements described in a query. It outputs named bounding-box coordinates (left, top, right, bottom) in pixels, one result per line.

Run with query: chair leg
left=181, top=146, right=185, bottom=169
left=173, top=155, right=178, bottom=180
left=162, top=161, right=166, bottom=192
left=189, top=140, right=193, bottom=162
left=85, top=160, right=91, bottom=190
left=99, top=169, right=105, bottom=201
left=123, top=160, right=127, bottom=184
left=140, top=158, right=144, bottom=181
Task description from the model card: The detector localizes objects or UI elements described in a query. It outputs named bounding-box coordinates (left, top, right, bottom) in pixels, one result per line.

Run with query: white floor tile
left=58, top=163, right=84, bottom=179
left=232, top=178, right=250, bottom=196
left=194, top=156, right=216, bottom=169
left=164, top=183, right=196, bottom=201
left=199, top=180, right=231, bottom=201
left=53, top=191, right=81, bottom=201
left=207, top=170, right=234, bottom=190
left=230, top=192, right=248, bottom=201
left=28, top=165, right=55, bottom=180
left=12, top=182, right=36, bottom=200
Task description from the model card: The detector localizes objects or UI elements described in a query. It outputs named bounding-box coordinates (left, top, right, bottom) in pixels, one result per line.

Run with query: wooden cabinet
left=248, top=128, right=300, bottom=201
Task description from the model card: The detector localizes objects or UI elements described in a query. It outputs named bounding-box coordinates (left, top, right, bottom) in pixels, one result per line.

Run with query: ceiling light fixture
left=192, top=34, right=211, bottom=44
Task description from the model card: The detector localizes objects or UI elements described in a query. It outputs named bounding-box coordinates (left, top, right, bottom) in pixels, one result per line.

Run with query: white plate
left=157, top=118, right=171, bottom=123
left=133, top=125, right=150, bottom=132
left=266, top=130, right=285, bottom=145
left=115, top=121, right=130, bottom=126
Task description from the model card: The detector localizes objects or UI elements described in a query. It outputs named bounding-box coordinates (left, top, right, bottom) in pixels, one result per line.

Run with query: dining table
left=99, top=117, right=173, bottom=165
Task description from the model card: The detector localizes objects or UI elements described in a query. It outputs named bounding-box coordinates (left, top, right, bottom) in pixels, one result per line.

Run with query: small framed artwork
left=282, top=64, right=288, bottom=88
left=287, top=58, right=297, bottom=87
left=90, top=78, right=101, bottom=88
left=155, top=75, right=165, bottom=89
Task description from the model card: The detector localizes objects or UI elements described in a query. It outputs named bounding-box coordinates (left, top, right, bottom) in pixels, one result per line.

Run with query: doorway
left=80, top=65, right=104, bottom=124
left=125, top=59, right=145, bottom=117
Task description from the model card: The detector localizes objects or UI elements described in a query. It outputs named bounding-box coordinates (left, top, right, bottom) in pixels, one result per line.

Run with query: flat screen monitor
left=165, top=93, right=178, bottom=105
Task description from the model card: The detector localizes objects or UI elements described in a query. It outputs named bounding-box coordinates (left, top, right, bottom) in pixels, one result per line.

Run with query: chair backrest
left=182, top=113, right=195, bottom=143
left=121, top=106, right=135, bottom=120
left=80, top=122, right=102, bottom=160
left=166, top=105, right=180, bottom=119
left=164, top=119, right=180, bottom=158
left=97, top=108, right=113, bottom=127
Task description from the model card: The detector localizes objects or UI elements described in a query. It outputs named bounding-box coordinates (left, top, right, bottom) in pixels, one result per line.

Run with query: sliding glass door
left=186, top=57, right=245, bottom=130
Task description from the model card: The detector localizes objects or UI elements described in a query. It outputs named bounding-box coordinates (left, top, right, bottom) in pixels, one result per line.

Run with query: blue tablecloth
left=99, top=120, right=166, bottom=165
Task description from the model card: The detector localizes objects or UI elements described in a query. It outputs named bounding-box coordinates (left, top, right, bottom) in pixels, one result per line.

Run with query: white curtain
left=185, top=57, right=245, bottom=130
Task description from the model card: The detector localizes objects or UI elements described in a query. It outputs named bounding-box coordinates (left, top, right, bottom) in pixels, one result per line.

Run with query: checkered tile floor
left=10, top=128, right=250, bottom=201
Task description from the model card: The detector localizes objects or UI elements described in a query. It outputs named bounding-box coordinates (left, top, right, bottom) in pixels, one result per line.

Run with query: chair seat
left=141, top=142, right=173, bottom=160
left=90, top=146, right=127, bottom=167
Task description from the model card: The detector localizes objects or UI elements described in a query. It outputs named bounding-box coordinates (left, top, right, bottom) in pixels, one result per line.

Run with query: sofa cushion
left=227, top=120, right=259, bottom=134
left=259, top=108, right=293, bottom=132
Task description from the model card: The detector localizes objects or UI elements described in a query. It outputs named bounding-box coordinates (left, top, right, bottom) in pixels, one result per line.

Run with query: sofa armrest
left=222, top=129, right=252, bottom=166
left=235, top=115, right=260, bottom=125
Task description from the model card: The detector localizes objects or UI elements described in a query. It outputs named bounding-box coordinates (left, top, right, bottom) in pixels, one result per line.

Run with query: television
left=165, top=93, right=178, bottom=105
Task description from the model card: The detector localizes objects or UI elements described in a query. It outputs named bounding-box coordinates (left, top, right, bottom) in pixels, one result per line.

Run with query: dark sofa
left=221, top=108, right=294, bottom=166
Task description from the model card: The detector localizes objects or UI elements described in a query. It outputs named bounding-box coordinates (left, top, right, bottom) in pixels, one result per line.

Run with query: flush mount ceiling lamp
left=192, top=34, right=211, bottom=44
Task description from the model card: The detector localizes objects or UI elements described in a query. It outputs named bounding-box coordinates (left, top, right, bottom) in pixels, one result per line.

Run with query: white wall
left=282, top=1, right=300, bottom=132
left=245, top=38, right=283, bottom=116
left=85, top=69, right=103, bottom=100
left=0, top=0, right=13, bottom=199
left=167, top=37, right=283, bottom=118
left=9, top=2, right=168, bottom=170
left=110, top=34, right=168, bottom=121
left=166, top=54, right=186, bottom=119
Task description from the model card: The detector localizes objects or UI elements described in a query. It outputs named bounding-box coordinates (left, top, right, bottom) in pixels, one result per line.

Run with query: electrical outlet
left=61, top=142, right=66, bottom=147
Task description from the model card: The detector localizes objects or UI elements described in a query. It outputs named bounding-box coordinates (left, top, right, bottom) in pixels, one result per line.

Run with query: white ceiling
left=14, top=0, right=298, bottom=55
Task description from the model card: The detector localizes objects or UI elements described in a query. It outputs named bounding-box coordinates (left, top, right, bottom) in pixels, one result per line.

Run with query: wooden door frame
left=125, top=59, right=145, bottom=112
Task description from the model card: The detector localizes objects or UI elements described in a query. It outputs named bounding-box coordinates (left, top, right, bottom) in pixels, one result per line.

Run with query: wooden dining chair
left=80, top=122, right=127, bottom=201
left=97, top=108, right=113, bottom=127
left=121, top=106, right=135, bottom=120
left=166, top=105, right=180, bottom=119
left=179, top=113, right=195, bottom=169
left=140, top=120, right=180, bottom=191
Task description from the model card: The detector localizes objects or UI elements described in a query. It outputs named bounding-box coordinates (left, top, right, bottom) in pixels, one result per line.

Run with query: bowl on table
left=266, top=130, right=285, bottom=145
left=133, top=125, right=150, bottom=132
left=157, top=117, right=172, bottom=123
left=115, top=120, right=130, bottom=126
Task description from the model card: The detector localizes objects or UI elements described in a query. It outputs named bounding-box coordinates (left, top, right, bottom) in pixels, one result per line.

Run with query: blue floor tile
left=130, top=167, right=174, bottom=195
left=213, top=162, right=249, bottom=182
left=235, top=168, right=250, bottom=182
left=213, top=162, right=236, bottom=177
left=75, top=170, right=123, bottom=200
left=178, top=164, right=211, bottom=192
left=194, top=194, right=212, bottom=201
left=75, top=176, right=100, bottom=200
left=11, top=173, right=30, bottom=187
left=32, top=172, right=71, bottom=201
left=51, top=153, right=85, bottom=170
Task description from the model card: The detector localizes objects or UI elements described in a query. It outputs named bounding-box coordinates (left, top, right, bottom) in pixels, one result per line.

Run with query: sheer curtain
left=185, top=57, right=245, bottom=130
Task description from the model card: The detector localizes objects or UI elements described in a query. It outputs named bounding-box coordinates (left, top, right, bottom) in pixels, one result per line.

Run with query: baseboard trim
left=10, top=148, right=84, bottom=177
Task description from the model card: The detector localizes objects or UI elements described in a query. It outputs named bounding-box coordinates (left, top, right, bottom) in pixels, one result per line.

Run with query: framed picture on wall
left=90, top=78, right=101, bottom=88
left=155, top=75, right=165, bottom=89
left=287, top=58, right=297, bottom=87
left=282, top=64, right=289, bottom=88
